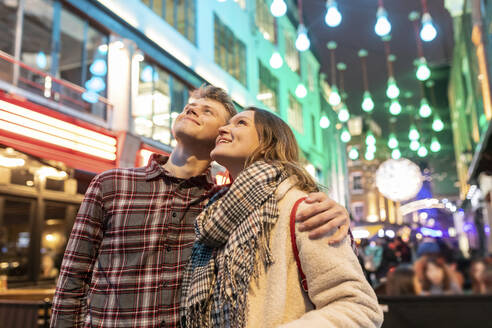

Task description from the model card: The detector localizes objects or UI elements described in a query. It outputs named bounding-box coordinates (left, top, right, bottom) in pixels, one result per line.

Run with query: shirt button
left=166, top=246, right=172, bottom=252
left=160, top=321, right=166, bottom=327
left=161, top=281, right=167, bottom=288
left=172, top=212, right=177, bottom=218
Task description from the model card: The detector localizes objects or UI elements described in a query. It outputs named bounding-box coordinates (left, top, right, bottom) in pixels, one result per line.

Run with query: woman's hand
left=295, top=192, right=349, bottom=243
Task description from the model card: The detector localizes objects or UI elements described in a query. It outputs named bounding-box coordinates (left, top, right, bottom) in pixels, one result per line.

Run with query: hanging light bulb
left=430, top=136, right=441, bottom=152
left=416, top=57, right=431, bottom=81
left=338, top=106, right=350, bottom=122
left=410, top=140, right=420, bottom=151
left=270, top=0, right=287, bottom=17
left=361, top=91, right=375, bottom=112
left=432, top=115, right=444, bottom=132
left=340, top=127, right=351, bottom=143
left=386, top=76, right=400, bottom=99
left=295, top=24, right=310, bottom=52
left=420, top=12, right=437, bottom=42
left=365, top=151, right=375, bottom=161
left=269, top=52, right=283, bottom=69
left=319, top=115, right=330, bottom=129
left=391, top=148, right=401, bottom=160
left=325, top=0, right=342, bottom=27
left=418, top=145, right=428, bottom=157
left=375, top=6, right=391, bottom=37
left=295, top=83, right=307, bottom=98
left=408, top=124, right=420, bottom=140
left=389, top=100, right=402, bottom=115
left=419, top=98, right=432, bottom=118
left=367, top=144, right=377, bottom=153
left=366, top=131, right=376, bottom=146
left=348, top=147, right=359, bottom=160
left=388, top=133, right=398, bottom=149
left=328, top=85, right=341, bottom=106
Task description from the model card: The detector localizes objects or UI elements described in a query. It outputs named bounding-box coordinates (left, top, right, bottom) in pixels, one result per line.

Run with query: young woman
left=420, top=257, right=461, bottom=295
left=180, top=107, right=383, bottom=328
left=386, top=265, right=421, bottom=296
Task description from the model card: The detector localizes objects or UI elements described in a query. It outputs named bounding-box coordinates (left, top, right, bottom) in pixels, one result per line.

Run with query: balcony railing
left=0, top=50, right=113, bottom=122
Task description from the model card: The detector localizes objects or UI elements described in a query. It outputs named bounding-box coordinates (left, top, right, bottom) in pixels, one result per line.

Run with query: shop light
left=0, top=100, right=117, bottom=160
left=386, top=77, right=400, bottom=99
left=348, top=147, right=359, bottom=160
left=338, top=106, right=350, bottom=122
left=325, top=0, right=342, bottom=27
left=295, top=83, right=307, bottom=98
left=419, top=98, right=432, bottom=118
left=430, top=136, right=441, bottom=152
left=340, top=127, right=351, bottom=142
left=319, top=115, right=330, bottom=129
left=410, top=140, right=420, bottom=151
left=328, top=85, right=341, bottom=106
left=0, top=155, right=25, bottom=168
left=37, top=166, right=68, bottom=180
left=36, top=51, right=48, bottom=69
left=420, top=13, right=437, bottom=42
left=388, top=133, right=398, bottom=149
left=417, top=145, right=428, bottom=157
left=375, top=6, right=391, bottom=37
left=352, top=229, right=370, bottom=239
left=269, top=52, right=283, bottom=69
left=408, top=124, right=420, bottom=140
left=270, top=0, right=287, bottom=17
left=391, top=148, right=401, bottom=160
left=256, top=92, right=273, bottom=101
left=295, top=24, right=310, bottom=52
left=361, top=91, right=375, bottom=112
left=416, top=57, right=431, bottom=81
left=432, top=115, right=444, bottom=132
left=389, top=99, right=402, bottom=115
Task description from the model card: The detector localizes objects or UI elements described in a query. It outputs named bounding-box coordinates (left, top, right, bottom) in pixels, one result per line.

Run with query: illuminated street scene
left=0, top=0, right=491, bottom=327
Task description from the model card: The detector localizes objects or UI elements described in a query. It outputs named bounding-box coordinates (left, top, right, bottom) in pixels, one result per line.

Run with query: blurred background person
left=420, top=257, right=462, bottom=295
left=386, top=265, right=421, bottom=296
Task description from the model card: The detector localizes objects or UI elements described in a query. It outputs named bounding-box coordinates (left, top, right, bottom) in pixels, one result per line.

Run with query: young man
left=50, top=86, right=350, bottom=328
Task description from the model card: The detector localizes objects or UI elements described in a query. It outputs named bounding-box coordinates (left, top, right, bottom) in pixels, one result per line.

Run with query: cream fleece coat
left=246, top=177, right=383, bottom=328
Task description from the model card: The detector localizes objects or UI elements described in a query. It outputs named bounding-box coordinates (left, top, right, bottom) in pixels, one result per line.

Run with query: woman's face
left=426, top=262, right=444, bottom=286
left=211, top=111, right=260, bottom=170
left=472, top=262, right=485, bottom=280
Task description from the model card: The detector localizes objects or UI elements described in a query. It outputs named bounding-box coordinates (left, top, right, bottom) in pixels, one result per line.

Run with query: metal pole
left=13, top=0, right=25, bottom=86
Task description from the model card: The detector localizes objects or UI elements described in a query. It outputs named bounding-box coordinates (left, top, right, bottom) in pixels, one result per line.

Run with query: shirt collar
left=145, top=153, right=215, bottom=186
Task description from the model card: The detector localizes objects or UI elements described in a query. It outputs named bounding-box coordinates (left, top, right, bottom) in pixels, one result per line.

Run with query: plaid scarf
left=180, top=161, right=288, bottom=328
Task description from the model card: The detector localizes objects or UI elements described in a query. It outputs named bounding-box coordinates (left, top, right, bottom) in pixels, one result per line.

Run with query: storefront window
left=40, top=201, right=76, bottom=280
left=284, top=30, right=300, bottom=74
left=288, top=93, right=303, bottom=133
left=256, top=0, right=276, bottom=43
left=0, top=197, right=35, bottom=281
left=258, top=60, right=278, bottom=112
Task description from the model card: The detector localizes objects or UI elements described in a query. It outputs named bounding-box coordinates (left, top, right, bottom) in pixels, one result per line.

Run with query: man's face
left=172, top=97, right=230, bottom=148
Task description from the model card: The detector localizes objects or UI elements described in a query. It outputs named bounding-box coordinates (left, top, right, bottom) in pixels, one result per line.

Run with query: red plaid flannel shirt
left=51, top=154, right=218, bottom=328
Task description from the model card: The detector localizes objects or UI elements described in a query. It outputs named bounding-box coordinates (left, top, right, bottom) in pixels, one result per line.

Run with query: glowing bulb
left=432, top=116, right=444, bottom=132
left=375, top=7, right=391, bottom=37
left=367, top=144, right=376, bottom=153
left=341, top=128, right=351, bottom=143
left=418, top=145, right=428, bottom=157
left=430, top=137, right=441, bottom=152
left=295, top=83, right=307, bottom=98
left=386, top=77, right=400, bottom=99
left=269, top=52, right=283, bottom=69
left=328, top=85, right=341, bottom=106
left=391, top=148, right=401, bottom=160
left=419, top=98, right=432, bottom=118
left=90, top=59, right=107, bottom=76
left=410, top=140, right=420, bottom=151
left=416, top=58, right=431, bottom=81
left=36, top=51, right=47, bottom=69
left=365, top=151, right=375, bottom=161
left=408, top=124, right=420, bottom=140
left=361, top=91, right=375, bottom=112
left=420, top=13, right=437, bottom=42
left=348, top=147, right=359, bottom=160
left=270, top=0, right=287, bottom=17
left=388, top=134, right=398, bottom=149
left=338, top=106, right=350, bottom=122
left=389, top=100, right=402, bottom=115
left=295, top=24, right=310, bottom=52
left=366, top=131, right=376, bottom=146
left=320, top=115, right=330, bottom=129
left=325, top=0, right=342, bottom=27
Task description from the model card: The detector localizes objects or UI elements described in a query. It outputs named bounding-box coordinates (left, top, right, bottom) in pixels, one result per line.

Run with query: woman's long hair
left=243, top=107, right=318, bottom=193
left=386, top=265, right=419, bottom=296
left=421, top=257, right=452, bottom=292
